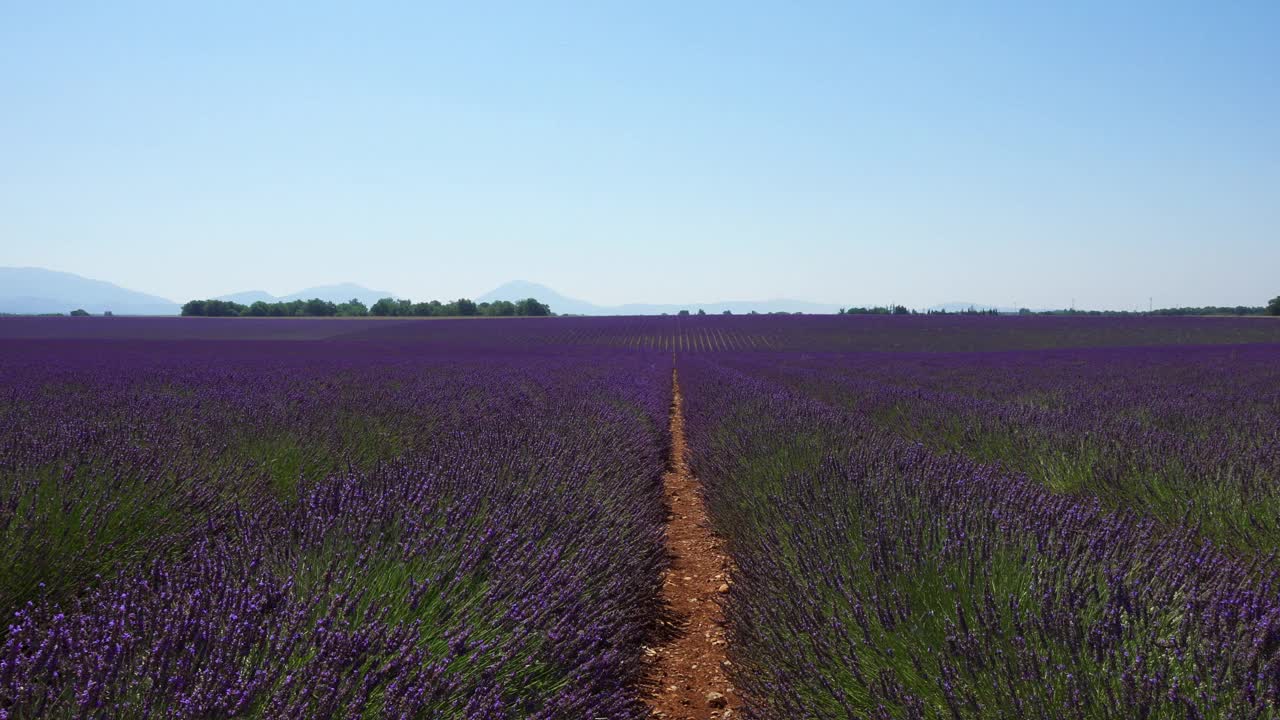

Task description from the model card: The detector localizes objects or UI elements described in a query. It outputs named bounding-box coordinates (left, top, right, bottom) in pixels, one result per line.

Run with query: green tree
left=337, top=298, right=368, bottom=317
left=181, top=300, right=206, bottom=316
left=200, top=300, right=246, bottom=317
left=515, top=298, right=550, bottom=316
left=248, top=301, right=271, bottom=317
left=487, top=300, right=517, bottom=316
left=303, top=298, right=337, bottom=316
left=370, top=297, right=397, bottom=317
left=70, top=308, right=90, bottom=317
left=1268, top=296, right=1280, bottom=316
left=455, top=298, right=478, bottom=316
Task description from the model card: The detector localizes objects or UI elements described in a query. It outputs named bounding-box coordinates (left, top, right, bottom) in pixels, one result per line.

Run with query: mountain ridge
left=478, top=280, right=844, bottom=315
left=214, top=283, right=397, bottom=306
left=0, top=267, right=180, bottom=315
left=2, top=268, right=1011, bottom=317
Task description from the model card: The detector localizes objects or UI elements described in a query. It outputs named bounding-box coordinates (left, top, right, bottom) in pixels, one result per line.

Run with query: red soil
left=643, top=370, right=740, bottom=719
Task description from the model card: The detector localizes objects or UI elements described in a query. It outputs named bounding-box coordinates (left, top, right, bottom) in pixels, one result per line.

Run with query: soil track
left=643, top=368, right=739, bottom=719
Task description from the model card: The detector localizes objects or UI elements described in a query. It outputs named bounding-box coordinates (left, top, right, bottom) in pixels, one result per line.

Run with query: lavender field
left=3, top=315, right=1280, bottom=718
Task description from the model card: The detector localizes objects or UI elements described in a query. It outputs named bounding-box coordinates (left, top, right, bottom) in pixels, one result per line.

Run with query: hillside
left=0, top=267, right=179, bottom=315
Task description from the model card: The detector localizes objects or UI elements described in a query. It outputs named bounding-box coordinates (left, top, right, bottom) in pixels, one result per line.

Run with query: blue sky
left=2, top=1, right=1276, bottom=309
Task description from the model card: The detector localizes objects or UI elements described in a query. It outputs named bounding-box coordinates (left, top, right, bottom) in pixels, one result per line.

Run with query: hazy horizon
left=3, top=3, right=1277, bottom=310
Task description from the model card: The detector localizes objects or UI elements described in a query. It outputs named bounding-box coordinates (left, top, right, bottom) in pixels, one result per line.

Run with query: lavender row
left=681, top=355, right=1280, bottom=718
left=710, top=344, right=1280, bottom=551
left=6, top=315, right=1280, bottom=353
left=1, top=341, right=670, bottom=718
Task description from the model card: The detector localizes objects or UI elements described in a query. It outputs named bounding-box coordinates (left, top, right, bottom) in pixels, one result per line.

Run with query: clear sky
left=2, top=1, right=1277, bottom=309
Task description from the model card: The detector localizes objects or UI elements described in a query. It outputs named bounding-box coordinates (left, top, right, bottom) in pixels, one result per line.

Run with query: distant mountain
left=478, top=280, right=842, bottom=316
left=215, top=283, right=397, bottom=306
left=0, top=267, right=180, bottom=315
left=0, top=268, right=1050, bottom=318
left=216, top=290, right=277, bottom=305
left=477, top=281, right=606, bottom=315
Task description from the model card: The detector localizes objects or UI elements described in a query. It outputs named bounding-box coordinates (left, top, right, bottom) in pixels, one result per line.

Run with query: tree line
left=1022, top=300, right=1279, bottom=317
left=835, top=297, right=1280, bottom=317
left=181, top=297, right=552, bottom=318
left=839, top=306, right=916, bottom=315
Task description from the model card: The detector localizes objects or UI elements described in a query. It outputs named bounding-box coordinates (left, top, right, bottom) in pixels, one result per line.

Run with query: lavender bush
left=4, top=313, right=1278, bottom=718
left=710, top=344, right=1280, bottom=551
left=682, top=353, right=1280, bottom=718
left=1, top=338, right=669, bottom=718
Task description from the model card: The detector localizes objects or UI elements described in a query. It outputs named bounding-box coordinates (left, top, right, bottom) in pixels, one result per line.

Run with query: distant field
left=4, top=313, right=1280, bottom=349
left=3, top=315, right=1280, bottom=718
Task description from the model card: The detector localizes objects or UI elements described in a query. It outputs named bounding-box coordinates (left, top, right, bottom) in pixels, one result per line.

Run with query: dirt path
left=643, top=369, right=739, bottom=719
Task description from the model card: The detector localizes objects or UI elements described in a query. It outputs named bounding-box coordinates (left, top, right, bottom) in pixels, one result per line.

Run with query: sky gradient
left=2, top=2, right=1277, bottom=309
